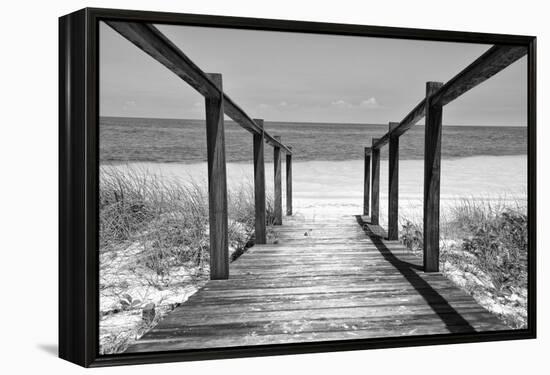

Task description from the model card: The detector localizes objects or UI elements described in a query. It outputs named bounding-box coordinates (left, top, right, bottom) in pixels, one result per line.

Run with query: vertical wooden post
left=286, top=146, right=293, bottom=216
left=370, top=138, right=380, bottom=225
left=388, top=122, right=400, bottom=240
left=273, top=136, right=283, bottom=225
left=205, top=73, right=228, bottom=280
left=253, top=119, right=266, bottom=244
left=423, top=81, right=444, bottom=272
left=363, top=147, right=371, bottom=216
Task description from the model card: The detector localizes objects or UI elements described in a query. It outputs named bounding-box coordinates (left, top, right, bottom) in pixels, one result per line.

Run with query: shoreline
left=101, top=154, right=527, bottom=223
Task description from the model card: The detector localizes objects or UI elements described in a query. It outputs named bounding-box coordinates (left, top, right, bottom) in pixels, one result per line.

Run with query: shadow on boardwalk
left=355, top=215, right=475, bottom=333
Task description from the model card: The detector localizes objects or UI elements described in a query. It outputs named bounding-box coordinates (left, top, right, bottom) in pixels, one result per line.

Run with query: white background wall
left=0, top=0, right=547, bottom=373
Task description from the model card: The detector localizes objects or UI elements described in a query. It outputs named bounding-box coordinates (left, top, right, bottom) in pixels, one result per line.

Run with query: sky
left=99, top=22, right=527, bottom=126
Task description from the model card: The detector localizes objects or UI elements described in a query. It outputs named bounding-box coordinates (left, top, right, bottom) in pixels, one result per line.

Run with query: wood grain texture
left=286, top=147, right=293, bottom=216
left=363, top=147, right=371, bottom=216
left=105, top=21, right=292, bottom=154
left=388, top=122, right=399, bottom=240
left=370, top=139, right=381, bottom=225
left=253, top=119, right=266, bottom=244
left=372, top=45, right=527, bottom=149
left=423, top=82, right=444, bottom=272
left=273, top=136, right=282, bottom=225
left=125, top=214, right=507, bottom=353
left=205, top=73, right=229, bottom=279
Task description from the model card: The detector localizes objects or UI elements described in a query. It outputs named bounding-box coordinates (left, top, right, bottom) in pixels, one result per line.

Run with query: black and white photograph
left=95, top=17, right=531, bottom=355
left=4, top=0, right=550, bottom=373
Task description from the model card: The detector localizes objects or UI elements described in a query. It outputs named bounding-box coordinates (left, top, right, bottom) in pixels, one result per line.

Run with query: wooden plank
left=186, top=293, right=482, bottom=309
left=423, top=82, right=444, bottom=272
left=363, top=147, right=371, bottom=216
left=273, top=136, right=283, bottom=225
left=205, top=73, right=229, bottom=280
left=127, top=318, right=503, bottom=352
left=388, top=122, right=400, bottom=240
left=373, top=45, right=527, bottom=149
left=286, top=147, right=293, bottom=216
left=370, top=139, right=380, bottom=225
left=187, top=289, right=481, bottom=305
left=160, top=306, right=493, bottom=327
left=125, top=215, right=508, bottom=353
left=253, top=119, right=266, bottom=244
left=105, top=21, right=292, bottom=154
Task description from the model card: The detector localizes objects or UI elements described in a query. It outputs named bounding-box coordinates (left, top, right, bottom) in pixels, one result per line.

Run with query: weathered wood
left=125, top=215, right=507, bottom=353
left=205, top=73, right=229, bottom=280
left=423, top=82, right=444, bottom=272
left=372, top=45, right=527, bottom=149
left=388, top=122, right=400, bottom=240
left=370, top=139, right=381, bottom=225
left=253, top=119, right=266, bottom=244
left=363, top=147, right=371, bottom=216
left=286, top=147, right=293, bottom=216
left=273, top=136, right=283, bottom=225
left=105, top=21, right=292, bottom=154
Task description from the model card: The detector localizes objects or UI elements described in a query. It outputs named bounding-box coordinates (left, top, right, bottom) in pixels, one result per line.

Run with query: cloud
left=331, top=97, right=380, bottom=109
left=279, top=101, right=288, bottom=107
left=331, top=99, right=353, bottom=109
left=188, top=101, right=204, bottom=113
left=122, top=100, right=137, bottom=110
left=359, top=97, right=380, bottom=108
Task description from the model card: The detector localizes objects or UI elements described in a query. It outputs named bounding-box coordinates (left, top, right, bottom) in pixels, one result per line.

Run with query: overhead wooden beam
left=431, top=45, right=527, bottom=107
left=388, top=122, right=400, bottom=241
left=370, top=139, right=380, bottom=225
left=205, top=73, right=229, bottom=280
left=106, top=21, right=292, bottom=154
left=423, top=82, right=444, bottom=273
left=373, top=45, right=527, bottom=149
left=253, top=119, right=266, bottom=244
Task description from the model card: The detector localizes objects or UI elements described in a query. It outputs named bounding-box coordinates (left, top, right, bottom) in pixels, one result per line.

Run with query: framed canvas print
left=59, top=7, right=536, bottom=367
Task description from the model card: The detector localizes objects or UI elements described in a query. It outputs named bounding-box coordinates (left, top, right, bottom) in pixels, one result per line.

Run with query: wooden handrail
left=106, top=21, right=293, bottom=154
left=364, top=44, right=527, bottom=273
left=107, top=20, right=296, bottom=280
left=372, top=44, right=527, bottom=149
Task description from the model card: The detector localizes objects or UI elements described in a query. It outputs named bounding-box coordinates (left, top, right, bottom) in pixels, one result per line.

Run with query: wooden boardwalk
left=126, top=215, right=507, bottom=353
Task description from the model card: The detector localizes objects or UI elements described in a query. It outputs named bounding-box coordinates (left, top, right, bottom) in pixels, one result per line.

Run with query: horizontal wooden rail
left=373, top=44, right=527, bottom=149
left=106, top=21, right=292, bottom=154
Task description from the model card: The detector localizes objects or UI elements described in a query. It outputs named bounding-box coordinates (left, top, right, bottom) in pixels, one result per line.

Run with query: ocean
left=99, top=117, right=527, bottom=164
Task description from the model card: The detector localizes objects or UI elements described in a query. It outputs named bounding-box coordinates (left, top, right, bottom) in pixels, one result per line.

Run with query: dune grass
left=98, top=166, right=275, bottom=354
left=399, top=198, right=528, bottom=328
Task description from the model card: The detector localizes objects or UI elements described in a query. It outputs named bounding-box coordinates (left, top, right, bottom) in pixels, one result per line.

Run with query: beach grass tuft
left=98, top=165, right=274, bottom=354
left=400, top=197, right=528, bottom=328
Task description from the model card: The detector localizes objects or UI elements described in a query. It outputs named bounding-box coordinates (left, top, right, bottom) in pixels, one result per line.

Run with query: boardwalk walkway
left=126, top=215, right=507, bottom=352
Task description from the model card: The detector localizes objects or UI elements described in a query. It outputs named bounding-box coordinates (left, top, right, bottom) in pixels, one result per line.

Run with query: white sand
left=107, top=154, right=527, bottom=224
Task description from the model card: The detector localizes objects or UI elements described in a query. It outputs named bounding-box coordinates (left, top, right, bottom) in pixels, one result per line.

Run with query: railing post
left=370, top=138, right=380, bottom=225
left=363, top=147, right=371, bottom=216
left=273, top=136, right=283, bottom=225
left=286, top=146, right=293, bottom=216
left=423, top=81, right=444, bottom=272
left=253, top=119, right=266, bottom=244
left=204, top=73, right=228, bottom=279
left=388, top=122, right=400, bottom=240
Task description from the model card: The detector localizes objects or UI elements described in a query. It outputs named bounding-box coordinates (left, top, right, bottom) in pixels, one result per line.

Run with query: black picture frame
left=59, top=7, right=537, bottom=368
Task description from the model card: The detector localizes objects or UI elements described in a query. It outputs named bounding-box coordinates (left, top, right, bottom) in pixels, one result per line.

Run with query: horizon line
left=99, top=115, right=527, bottom=128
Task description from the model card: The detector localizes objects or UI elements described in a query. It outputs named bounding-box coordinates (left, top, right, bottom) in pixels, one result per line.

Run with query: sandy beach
left=108, top=154, right=527, bottom=224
